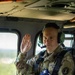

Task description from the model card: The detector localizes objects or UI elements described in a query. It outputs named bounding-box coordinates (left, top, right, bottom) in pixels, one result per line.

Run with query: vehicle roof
left=0, top=0, right=75, bottom=21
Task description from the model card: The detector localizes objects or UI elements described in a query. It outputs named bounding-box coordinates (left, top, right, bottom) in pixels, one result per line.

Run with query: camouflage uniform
left=15, top=45, right=74, bottom=75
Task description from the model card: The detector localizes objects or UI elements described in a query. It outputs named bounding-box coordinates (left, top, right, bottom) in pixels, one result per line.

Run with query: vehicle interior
left=0, top=0, right=75, bottom=75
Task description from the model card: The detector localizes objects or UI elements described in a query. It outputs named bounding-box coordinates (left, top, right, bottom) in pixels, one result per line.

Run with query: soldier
left=15, top=23, right=74, bottom=75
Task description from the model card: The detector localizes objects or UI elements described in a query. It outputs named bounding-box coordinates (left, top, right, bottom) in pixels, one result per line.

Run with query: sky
left=0, top=33, right=18, bottom=50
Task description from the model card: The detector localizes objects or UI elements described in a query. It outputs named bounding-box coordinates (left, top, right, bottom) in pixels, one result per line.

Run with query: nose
left=45, top=38, right=50, bottom=45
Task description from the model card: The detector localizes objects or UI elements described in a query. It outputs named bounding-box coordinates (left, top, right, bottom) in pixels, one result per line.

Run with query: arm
left=15, top=34, right=34, bottom=75
left=58, top=51, right=74, bottom=75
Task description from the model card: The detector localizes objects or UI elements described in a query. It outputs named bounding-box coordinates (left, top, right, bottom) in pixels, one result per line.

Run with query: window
left=0, top=32, right=18, bottom=75
left=63, top=34, right=74, bottom=47
left=35, top=36, right=46, bottom=55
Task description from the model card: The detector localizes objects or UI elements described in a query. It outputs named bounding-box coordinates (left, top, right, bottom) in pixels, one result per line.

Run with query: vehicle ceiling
left=0, top=0, right=75, bottom=21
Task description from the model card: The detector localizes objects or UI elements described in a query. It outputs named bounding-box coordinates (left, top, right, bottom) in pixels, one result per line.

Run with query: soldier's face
left=43, top=27, right=59, bottom=53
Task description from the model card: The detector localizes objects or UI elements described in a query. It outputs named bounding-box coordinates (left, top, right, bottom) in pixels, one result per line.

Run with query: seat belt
left=52, top=50, right=68, bottom=75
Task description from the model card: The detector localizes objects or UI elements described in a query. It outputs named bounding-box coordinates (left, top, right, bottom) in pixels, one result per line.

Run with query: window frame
left=0, top=28, right=21, bottom=55
left=63, top=33, right=74, bottom=47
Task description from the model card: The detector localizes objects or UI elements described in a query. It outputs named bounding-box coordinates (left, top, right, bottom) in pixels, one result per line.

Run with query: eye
left=43, top=36, right=47, bottom=40
left=49, top=37, right=53, bottom=40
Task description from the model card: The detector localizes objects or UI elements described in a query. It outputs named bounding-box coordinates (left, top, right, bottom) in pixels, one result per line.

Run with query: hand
left=20, top=34, right=32, bottom=54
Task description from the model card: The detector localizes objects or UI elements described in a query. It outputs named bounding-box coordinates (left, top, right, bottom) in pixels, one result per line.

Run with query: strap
left=36, top=50, right=46, bottom=64
left=52, top=50, right=68, bottom=75
left=33, top=50, right=46, bottom=73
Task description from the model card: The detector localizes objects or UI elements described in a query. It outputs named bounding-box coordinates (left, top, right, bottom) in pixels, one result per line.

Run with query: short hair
left=42, top=22, right=60, bottom=31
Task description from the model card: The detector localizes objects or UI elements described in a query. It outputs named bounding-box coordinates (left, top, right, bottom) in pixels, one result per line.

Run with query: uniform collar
left=43, top=45, right=63, bottom=62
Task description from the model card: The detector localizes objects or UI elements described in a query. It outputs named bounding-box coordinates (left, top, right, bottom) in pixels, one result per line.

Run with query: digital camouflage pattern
left=15, top=45, right=74, bottom=75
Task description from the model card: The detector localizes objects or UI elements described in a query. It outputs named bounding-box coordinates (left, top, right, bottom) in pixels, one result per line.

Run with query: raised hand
left=20, top=34, right=32, bottom=54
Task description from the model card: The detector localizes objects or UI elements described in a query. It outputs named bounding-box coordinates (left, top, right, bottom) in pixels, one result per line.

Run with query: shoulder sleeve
left=15, top=52, right=40, bottom=75
left=58, top=51, right=74, bottom=75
